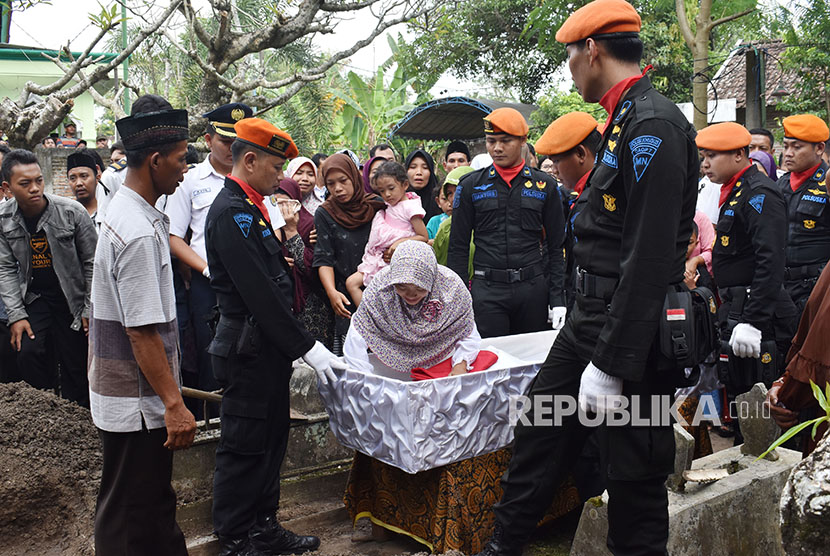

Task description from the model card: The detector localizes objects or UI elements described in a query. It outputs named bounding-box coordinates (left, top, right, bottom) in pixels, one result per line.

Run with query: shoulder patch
left=233, top=212, right=253, bottom=238
left=629, top=135, right=662, bottom=182
left=749, top=194, right=765, bottom=214
left=108, top=158, right=127, bottom=172
left=453, top=185, right=462, bottom=209
left=614, top=100, right=632, bottom=123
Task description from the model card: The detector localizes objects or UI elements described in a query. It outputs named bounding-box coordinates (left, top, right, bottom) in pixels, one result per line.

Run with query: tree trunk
left=692, top=44, right=709, bottom=131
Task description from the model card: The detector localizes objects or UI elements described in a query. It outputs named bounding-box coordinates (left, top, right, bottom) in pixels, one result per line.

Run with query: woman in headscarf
left=286, top=156, right=326, bottom=215
left=361, top=155, right=386, bottom=194
left=749, top=150, right=778, bottom=181
left=313, top=153, right=385, bottom=352
left=405, top=149, right=441, bottom=220
left=341, top=241, right=578, bottom=550
left=273, top=178, right=334, bottom=348
left=344, top=240, right=483, bottom=378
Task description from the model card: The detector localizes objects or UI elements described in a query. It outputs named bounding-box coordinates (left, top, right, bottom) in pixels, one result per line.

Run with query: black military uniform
left=448, top=164, right=565, bottom=337
left=713, top=165, right=797, bottom=438
left=487, top=74, right=698, bottom=555
left=206, top=175, right=317, bottom=549
left=778, top=161, right=830, bottom=314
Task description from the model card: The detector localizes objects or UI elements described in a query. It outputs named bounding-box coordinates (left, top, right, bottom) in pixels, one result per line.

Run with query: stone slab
left=570, top=445, right=801, bottom=555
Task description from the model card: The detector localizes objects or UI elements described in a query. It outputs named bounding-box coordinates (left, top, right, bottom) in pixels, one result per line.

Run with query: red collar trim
left=718, top=165, right=752, bottom=208
left=574, top=171, right=591, bottom=197
left=790, top=163, right=822, bottom=192
left=228, top=175, right=270, bottom=223
left=599, top=66, right=652, bottom=129
left=493, top=161, right=526, bottom=188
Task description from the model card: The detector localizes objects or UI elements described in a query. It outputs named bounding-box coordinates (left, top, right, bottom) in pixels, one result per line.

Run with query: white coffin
left=316, top=329, right=557, bottom=474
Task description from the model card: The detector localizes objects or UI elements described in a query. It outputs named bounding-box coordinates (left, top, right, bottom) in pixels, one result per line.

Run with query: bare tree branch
left=710, top=7, right=755, bottom=29
left=25, top=0, right=183, bottom=100
left=320, top=0, right=378, bottom=12
left=246, top=80, right=313, bottom=115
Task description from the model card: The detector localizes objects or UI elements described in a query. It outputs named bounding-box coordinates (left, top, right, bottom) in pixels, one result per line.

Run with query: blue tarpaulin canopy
left=389, top=97, right=538, bottom=141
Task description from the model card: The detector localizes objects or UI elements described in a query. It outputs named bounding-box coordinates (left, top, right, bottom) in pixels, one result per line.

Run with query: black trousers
left=471, top=275, right=549, bottom=338
left=190, top=273, right=218, bottom=392
left=212, top=340, right=292, bottom=538
left=95, top=427, right=187, bottom=556
left=784, top=277, right=818, bottom=319
left=18, top=296, right=88, bottom=406
left=493, top=296, right=675, bottom=556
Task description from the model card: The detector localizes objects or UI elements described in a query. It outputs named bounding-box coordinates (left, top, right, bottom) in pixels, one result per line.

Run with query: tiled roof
left=708, top=40, right=797, bottom=108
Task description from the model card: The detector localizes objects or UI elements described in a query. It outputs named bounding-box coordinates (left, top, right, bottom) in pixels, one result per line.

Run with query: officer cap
left=535, top=112, right=600, bottom=155
left=783, top=114, right=830, bottom=144
left=444, top=165, right=475, bottom=186
left=483, top=108, right=529, bottom=137
left=695, top=122, right=752, bottom=151
left=66, top=151, right=98, bottom=173
left=234, top=118, right=299, bottom=159
left=202, top=102, right=253, bottom=138
left=555, top=0, right=641, bottom=44
left=116, top=109, right=189, bottom=151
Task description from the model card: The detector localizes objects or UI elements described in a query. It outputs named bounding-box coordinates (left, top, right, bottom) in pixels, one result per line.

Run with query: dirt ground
left=0, top=382, right=101, bottom=555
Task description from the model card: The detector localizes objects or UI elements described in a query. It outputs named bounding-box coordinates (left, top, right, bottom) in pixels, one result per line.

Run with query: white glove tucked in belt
left=578, top=362, right=624, bottom=414
left=729, top=323, right=762, bottom=358
left=548, top=306, right=567, bottom=330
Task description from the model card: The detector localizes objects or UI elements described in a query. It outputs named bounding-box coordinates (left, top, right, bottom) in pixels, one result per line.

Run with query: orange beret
left=535, top=112, right=600, bottom=155
left=484, top=107, right=529, bottom=137
left=233, top=118, right=299, bottom=159
left=556, top=0, right=641, bottom=44
left=695, top=122, right=752, bottom=151
left=783, top=114, right=830, bottom=143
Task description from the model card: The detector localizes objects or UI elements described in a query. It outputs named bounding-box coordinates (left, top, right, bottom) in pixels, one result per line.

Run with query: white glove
left=302, top=341, right=338, bottom=382
left=578, top=362, right=624, bottom=414
left=548, top=306, right=567, bottom=330
left=729, top=323, right=762, bottom=359
left=202, top=266, right=211, bottom=279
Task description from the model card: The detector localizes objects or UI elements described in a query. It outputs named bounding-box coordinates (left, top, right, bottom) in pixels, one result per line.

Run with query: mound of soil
left=0, top=382, right=101, bottom=555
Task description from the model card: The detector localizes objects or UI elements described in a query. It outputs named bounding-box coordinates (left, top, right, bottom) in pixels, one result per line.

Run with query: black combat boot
left=249, top=514, right=321, bottom=555
left=474, top=522, right=523, bottom=556
left=217, top=535, right=266, bottom=556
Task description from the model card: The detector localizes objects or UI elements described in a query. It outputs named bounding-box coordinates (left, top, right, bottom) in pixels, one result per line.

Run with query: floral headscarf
left=352, top=241, right=474, bottom=373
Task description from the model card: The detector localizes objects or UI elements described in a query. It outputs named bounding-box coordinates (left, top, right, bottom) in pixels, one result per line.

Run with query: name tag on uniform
left=521, top=189, right=547, bottom=200
left=472, top=190, right=497, bottom=202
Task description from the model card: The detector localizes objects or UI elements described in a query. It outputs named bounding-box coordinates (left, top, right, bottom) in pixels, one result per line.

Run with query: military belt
left=784, top=263, right=826, bottom=281
left=574, top=266, right=618, bottom=301
left=473, top=263, right=544, bottom=284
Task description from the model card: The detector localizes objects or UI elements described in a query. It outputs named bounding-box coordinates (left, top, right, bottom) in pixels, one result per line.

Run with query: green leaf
left=825, top=382, right=830, bottom=415
left=810, top=380, right=829, bottom=413
left=755, top=418, right=822, bottom=461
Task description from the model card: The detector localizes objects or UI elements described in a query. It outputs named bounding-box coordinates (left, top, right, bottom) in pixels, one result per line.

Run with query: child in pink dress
left=346, top=161, right=428, bottom=306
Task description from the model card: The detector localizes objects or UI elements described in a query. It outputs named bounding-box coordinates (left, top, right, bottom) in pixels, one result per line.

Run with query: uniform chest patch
left=521, top=189, right=547, bottom=200
left=472, top=190, right=497, bottom=202
left=804, top=219, right=816, bottom=229
left=721, top=235, right=730, bottom=247
left=603, top=194, right=617, bottom=212
left=602, top=149, right=618, bottom=169
left=475, top=183, right=493, bottom=191
left=749, top=194, right=765, bottom=214
left=724, top=209, right=735, bottom=217
left=803, top=194, right=826, bottom=204
left=234, top=212, right=253, bottom=238
left=629, top=135, right=662, bottom=182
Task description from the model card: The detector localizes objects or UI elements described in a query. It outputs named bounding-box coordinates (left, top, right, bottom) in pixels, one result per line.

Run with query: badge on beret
left=231, top=108, right=245, bottom=121
left=483, top=120, right=494, bottom=133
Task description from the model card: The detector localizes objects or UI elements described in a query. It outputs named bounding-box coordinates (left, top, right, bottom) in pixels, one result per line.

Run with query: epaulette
left=188, top=162, right=197, bottom=170
left=107, top=158, right=127, bottom=172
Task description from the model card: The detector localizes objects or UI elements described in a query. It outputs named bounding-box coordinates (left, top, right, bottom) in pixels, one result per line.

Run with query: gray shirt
left=88, top=186, right=180, bottom=433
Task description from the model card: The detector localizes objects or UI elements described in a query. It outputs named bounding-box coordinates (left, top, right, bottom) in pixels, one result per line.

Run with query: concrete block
left=667, top=423, right=695, bottom=492
left=570, top=445, right=801, bottom=555
left=736, top=382, right=781, bottom=460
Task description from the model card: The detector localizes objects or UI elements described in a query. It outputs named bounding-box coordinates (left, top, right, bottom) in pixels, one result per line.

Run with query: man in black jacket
left=698, top=122, right=797, bottom=444
left=448, top=107, right=567, bottom=336
left=777, top=114, right=830, bottom=315
left=205, top=118, right=342, bottom=556
left=476, top=1, right=698, bottom=554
